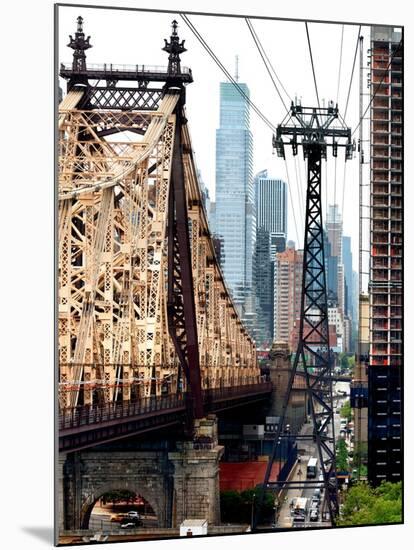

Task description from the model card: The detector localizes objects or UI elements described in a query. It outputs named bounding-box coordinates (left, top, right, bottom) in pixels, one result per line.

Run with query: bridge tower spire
left=163, top=19, right=186, bottom=76
left=67, top=16, right=92, bottom=87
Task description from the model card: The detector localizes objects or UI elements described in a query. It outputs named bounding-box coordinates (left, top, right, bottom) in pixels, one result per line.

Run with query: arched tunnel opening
left=83, top=490, right=157, bottom=531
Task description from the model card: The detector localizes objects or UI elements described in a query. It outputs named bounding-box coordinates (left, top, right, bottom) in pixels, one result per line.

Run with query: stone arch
left=80, top=480, right=161, bottom=530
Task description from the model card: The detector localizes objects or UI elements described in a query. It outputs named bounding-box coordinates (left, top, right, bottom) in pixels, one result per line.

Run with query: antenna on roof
left=235, top=55, right=239, bottom=82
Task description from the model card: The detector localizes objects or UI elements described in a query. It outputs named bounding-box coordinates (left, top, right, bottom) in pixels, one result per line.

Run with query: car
left=110, top=513, right=128, bottom=523
left=120, top=522, right=138, bottom=529
left=120, top=517, right=142, bottom=528
left=310, top=508, right=319, bottom=522
left=313, top=488, right=321, bottom=498
left=311, top=497, right=320, bottom=508
left=127, top=511, right=140, bottom=519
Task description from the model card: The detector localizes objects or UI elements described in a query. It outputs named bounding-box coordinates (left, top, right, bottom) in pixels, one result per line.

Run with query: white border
left=1, top=1, right=412, bottom=549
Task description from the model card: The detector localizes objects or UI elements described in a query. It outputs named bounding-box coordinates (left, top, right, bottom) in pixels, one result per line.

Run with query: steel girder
left=167, top=105, right=204, bottom=419
left=80, top=87, right=164, bottom=112
left=255, top=145, right=338, bottom=529
left=58, top=90, right=259, bottom=412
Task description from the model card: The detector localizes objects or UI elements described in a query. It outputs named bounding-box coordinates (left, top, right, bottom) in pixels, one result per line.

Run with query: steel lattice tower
left=254, top=102, right=354, bottom=528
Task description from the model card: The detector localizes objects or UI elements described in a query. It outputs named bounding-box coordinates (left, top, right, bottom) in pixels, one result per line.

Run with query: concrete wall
left=62, top=451, right=173, bottom=530
left=59, top=416, right=224, bottom=533
left=169, top=417, right=224, bottom=526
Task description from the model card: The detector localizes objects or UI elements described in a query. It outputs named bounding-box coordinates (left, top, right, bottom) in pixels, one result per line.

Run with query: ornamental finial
left=68, top=15, right=92, bottom=73
left=162, top=20, right=186, bottom=75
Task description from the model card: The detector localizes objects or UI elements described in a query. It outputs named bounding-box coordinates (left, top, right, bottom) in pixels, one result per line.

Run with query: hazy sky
left=58, top=5, right=390, bottom=271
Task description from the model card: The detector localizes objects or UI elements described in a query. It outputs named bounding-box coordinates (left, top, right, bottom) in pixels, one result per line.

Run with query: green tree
left=101, top=489, right=136, bottom=506
left=340, top=400, right=352, bottom=422
left=336, top=438, right=349, bottom=472
left=338, top=481, right=402, bottom=526
left=220, top=490, right=243, bottom=523
left=220, top=488, right=275, bottom=524
left=340, top=354, right=350, bottom=370
left=352, top=442, right=368, bottom=477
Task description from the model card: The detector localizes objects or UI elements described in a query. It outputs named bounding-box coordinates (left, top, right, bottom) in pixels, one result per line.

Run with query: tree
left=340, top=400, right=352, bottom=422
left=352, top=442, right=368, bottom=476
left=340, top=354, right=350, bottom=370
left=336, top=438, right=349, bottom=472
left=220, top=488, right=275, bottom=524
left=101, top=489, right=136, bottom=507
left=338, top=481, right=402, bottom=526
left=220, top=490, right=243, bottom=523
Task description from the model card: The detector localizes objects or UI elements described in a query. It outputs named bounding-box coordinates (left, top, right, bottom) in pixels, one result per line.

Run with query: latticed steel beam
left=254, top=103, right=353, bottom=530
left=58, top=18, right=259, bottom=417
left=167, top=104, right=204, bottom=419
left=80, top=87, right=164, bottom=112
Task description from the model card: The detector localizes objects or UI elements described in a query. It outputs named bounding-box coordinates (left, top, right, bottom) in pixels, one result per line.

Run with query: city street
left=276, top=379, right=350, bottom=529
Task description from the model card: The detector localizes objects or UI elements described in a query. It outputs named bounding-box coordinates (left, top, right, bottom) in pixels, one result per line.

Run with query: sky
left=58, top=5, right=397, bottom=272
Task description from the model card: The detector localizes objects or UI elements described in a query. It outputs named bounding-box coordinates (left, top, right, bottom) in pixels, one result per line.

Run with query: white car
left=127, top=511, right=140, bottom=519
left=120, top=522, right=137, bottom=529
left=311, top=497, right=320, bottom=508
left=310, top=508, right=319, bottom=522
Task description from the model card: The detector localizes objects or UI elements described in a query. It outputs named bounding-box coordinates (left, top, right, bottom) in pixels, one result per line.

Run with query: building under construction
left=351, top=294, right=368, bottom=474
left=368, top=25, right=403, bottom=484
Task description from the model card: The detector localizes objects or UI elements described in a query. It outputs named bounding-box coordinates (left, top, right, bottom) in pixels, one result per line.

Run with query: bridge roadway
left=59, top=382, right=272, bottom=453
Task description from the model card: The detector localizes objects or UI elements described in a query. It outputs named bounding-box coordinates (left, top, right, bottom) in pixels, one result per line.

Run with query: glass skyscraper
left=254, top=169, right=287, bottom=257
left=215, top=82, right=255, bottom=316
left=254, top=170, right=288, bottom=345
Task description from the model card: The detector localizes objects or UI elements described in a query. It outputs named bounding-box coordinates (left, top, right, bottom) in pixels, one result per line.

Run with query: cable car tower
left=255, top=101, right=354, bottom=528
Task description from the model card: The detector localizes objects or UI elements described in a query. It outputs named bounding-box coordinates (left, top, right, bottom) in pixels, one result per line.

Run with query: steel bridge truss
left=255, top=104, right=354, bottom=529
left=58, top=87, right=258, bottom=417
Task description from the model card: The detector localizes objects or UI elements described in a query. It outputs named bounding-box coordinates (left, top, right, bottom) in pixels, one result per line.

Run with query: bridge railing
left=60, top=62, right=192, bottom=76
left=203, top=381, right=272, bottom=402
left=59, top=393, right=185, bottom=431
left=59, top=382, right=273, bottom=431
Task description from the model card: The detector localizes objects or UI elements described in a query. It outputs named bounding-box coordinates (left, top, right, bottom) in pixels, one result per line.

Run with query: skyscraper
left=342, top=236, right=353, bottom=318
left=326, top=204, right=345, bottom=314
left=215, top=81, right=255, bottom=317
left=255, top=227, right=273, bottom=346
left=273, top=243, right=303, bottom=348
left=254, top=170, right=288, bottom=257
left=254, top=170, right=288, bottom=345
left=368, top=25, right=402, bottom=485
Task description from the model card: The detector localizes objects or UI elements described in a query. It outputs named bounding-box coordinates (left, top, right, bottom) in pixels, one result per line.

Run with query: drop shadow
left=21, top=526, right=55, bottom=545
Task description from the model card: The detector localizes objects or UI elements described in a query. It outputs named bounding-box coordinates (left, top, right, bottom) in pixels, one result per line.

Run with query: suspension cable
left=284, top=159, right=301, bottom=246
left=336, top=25, right=345, bottom=104
left=341, top=161, right=348, bottom=222
left=294, top=154, right=305, bottom=218
left=181, top=14, right=276, bottom=132
left=344, top=26, right=361, bottom=121
left=245, top=18, right=291, bottom=112
left=305, top=22, right=320, bottom=109
left=243, top=17, right=306, bottom=238
left=333, top=26, right=344, bottom=221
